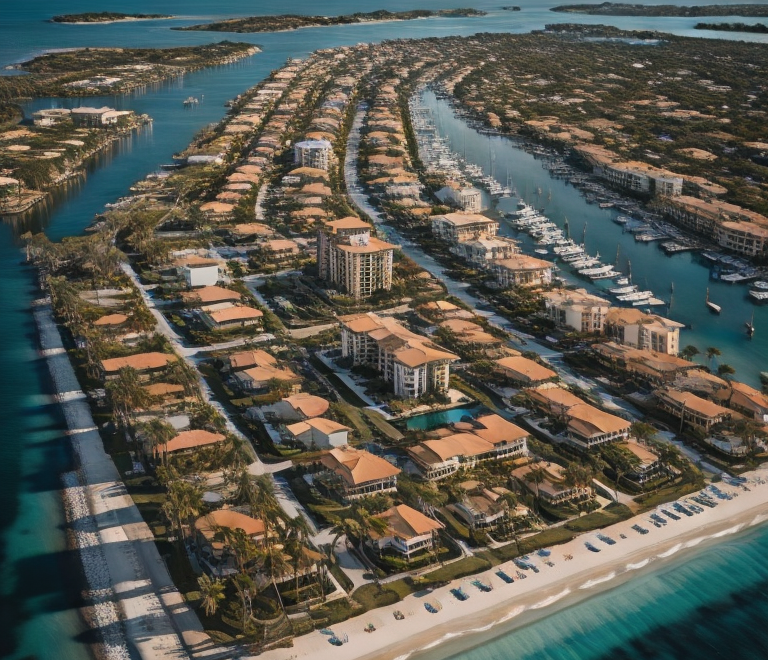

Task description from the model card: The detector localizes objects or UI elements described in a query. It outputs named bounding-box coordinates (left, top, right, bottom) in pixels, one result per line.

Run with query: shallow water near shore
left=2, top=2, right=768, bottom=659
left=412, top=517, right=768, bottom=660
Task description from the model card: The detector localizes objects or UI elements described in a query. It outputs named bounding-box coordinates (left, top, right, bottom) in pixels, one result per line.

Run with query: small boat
left=535, top=248, right=549, bottom=255
left=746, top=311, right=755, bottom=337
left=753, top=281, right=768, bottom=290
left=706, top=288, right=721, bottom=314
left=183, top=96, right=199, bottom=106
left=750, top=290, right=768, bottom=302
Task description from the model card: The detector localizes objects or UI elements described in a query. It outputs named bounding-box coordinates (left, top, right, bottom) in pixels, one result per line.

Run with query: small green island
left=551, top=3, right=768, bottom=17
left=695, top=21, right=768, bottom=32
left=51, top=12, right=174, bottom=23
left=174, top=8, right=486, bottom=33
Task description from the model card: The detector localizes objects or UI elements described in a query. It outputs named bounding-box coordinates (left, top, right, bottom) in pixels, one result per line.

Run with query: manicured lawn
left=564, top=503, right=634, bottom=532
left=352, top=584, right=401, bottom=611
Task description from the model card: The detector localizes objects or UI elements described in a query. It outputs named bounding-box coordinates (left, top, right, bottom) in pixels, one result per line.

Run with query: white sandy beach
left=257, top=468, right=768, bottom=660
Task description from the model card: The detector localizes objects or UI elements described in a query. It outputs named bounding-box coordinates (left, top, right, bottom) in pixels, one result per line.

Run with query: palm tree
left=106, top=367, right=153, bottom=429
left=601, top=447, right=640, bottom=501
left=679, top=345, right=700, bottom=361
left=717, top=363, right=735, bottom=379
left=197, top=574, right=226, bottom=617
left=258, top=542, right=291, bottom=615
left=233, top=572, right=256, bottom=632
left=706, top=346, right=721, bottom=369
left=523, top=466, right=546, bottom=512
left=139, top=418, right=176, bottom=464
left=168, top=358, right=203, bottom=401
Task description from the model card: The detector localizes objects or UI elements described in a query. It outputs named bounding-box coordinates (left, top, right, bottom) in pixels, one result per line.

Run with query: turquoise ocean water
left=2, top=2, right=768, bottom=658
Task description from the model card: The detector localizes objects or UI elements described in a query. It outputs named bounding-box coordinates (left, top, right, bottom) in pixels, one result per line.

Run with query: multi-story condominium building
left=715, top=221, right=768, bottom=257
left=339, top=312, right=458, bottom=399
left=318, top=217, right=395, bottom=300
left=431, top=212, right=498, bottom=244
left=293, top=138, right=333, bottom=170
left=542, top=288, right=611, bottom=333
left=715, top=380, right=768, bottom=422
left=451, top=235, right=519, bottom=266
left=436, top=184, right=484, bottom=213
left=604, top=308, right=684, bottom=355
left=492, top=254, right=553, bottom=288
left=658, top=196, right=768, bottom=257
left=576, top=144, right=683, bottom=196
left=591, top=342, right=697, bottom=385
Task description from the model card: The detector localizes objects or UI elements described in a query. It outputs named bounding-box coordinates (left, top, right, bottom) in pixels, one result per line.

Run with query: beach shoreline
left=257, top=471, right=768, bottom=660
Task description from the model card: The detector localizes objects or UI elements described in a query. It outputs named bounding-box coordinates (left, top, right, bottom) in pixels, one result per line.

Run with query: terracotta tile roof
left=471, top=413, right=529, bottom=444
left=495, top=356, right=557, bottom=383
left=414, top=433, right=496, bottom=464
left=282, top=393, right=329, bottom=418
left=657, top=389, right=731, bottom=419
left=434, top=212, right=496, bottom=227
left=101, top=352, right=175, bottom=374
left=373, top=504, right=443, bottom=540
left=194, top=509, right=265, bottom=541
left=163, top=429, right=225, bottom=453
left=207, top=306, right=263, bottom=323
left=94, top=313, right=128, bottom=327
left=228, top=349, right=276, bottom=370
left=181, top=286, right=242, bottom=305
left=143, top=383, right=185, bottom=397
left=320, top=446, right=400, bottom=486
left=286, top=417, right=350, bottom=437
left=240, top=365, right=299, bottom=385
left=567, top=403, right=631, bottom=437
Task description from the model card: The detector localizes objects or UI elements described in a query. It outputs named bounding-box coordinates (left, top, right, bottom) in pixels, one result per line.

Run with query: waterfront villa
left=367, top=504, right=444, bottom=561
left=624, top=441, right=661, bottom=484
left=408, top=414, right=529, bottom=480
left=543, top=289, right=611, bottom=334
left=101, top=352, right=176, bottom=380
left=339, top=312, right=458, bottom=399
left=285, top=417, right=351, bottom=449
left=492, top=254, right=553, bottom=288
left=603, top=308, right=683, bottom=355
left=655, top=388, right=731, bottom=430
left=715, top=381, right=768, bottom=421
left=512, top=462, right=592, bottom=505
left=526, top=384, right=631, bottom=449
left=494, top=355, right=557, bottom=386
left=431, top=212, right=498, bottom=244
left=449, top=484, right=514, bottom=531
left=591, top=342, right=697, bottom=385
left=194, top=509, right=266, bottom=576
left=318, top=446, right=401, bottom=501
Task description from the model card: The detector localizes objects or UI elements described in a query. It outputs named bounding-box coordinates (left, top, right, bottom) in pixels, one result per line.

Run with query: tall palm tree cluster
left=164, top=469, right=328, bottom=634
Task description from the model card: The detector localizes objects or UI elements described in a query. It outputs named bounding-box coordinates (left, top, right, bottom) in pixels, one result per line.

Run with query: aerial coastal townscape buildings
left=13, top=15, right=768, bottom=660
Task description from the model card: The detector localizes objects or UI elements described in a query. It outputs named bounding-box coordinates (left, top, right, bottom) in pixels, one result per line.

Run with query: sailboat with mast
left=706, top=288, right=722, bottom=314
left=746, top=310, right=755, bottom=337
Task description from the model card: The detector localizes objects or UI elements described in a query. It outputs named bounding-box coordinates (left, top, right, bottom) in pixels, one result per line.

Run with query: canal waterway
left=2, top=2, right=768, bottom=659
left=420, top=88, right=767, bottom=388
